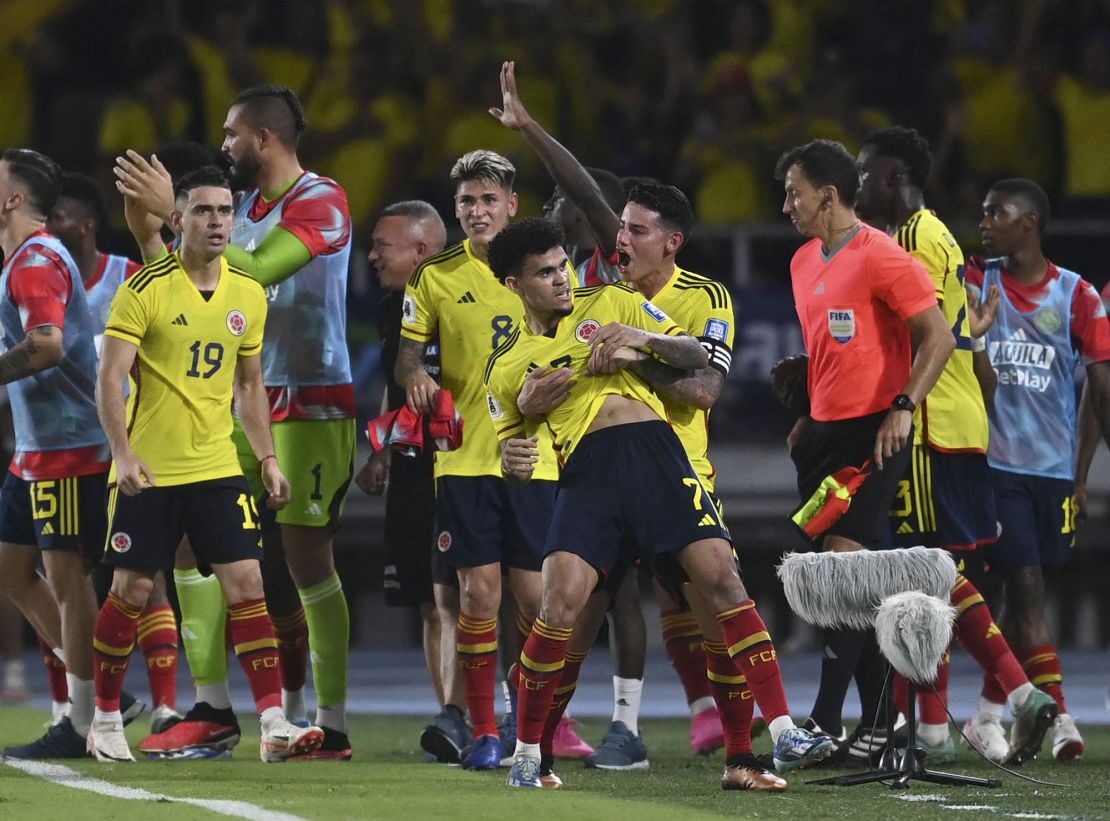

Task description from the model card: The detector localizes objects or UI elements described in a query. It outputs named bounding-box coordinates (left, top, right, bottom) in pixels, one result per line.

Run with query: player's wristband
left=260, top=454, right=277, bottom=466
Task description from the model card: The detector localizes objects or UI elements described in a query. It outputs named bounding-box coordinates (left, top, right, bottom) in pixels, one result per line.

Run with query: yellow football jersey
left=401, top=238, right=574, bottom=479
left=104, top=253, right=267, bottom=486
left=484, top=283, right=684, bottom=462
left=895, top=210, right=988, bottom=453
left=649, top=267, right=735, bottom=491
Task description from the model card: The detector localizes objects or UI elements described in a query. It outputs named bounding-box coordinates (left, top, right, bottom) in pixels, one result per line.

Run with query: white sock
left=977, top=696, right=1005, bottom=722
left=260, top=705, right=283, bottom=732
left=66, top=675, right=94, bottom=736
left=317, top=702, right=346, bottom=733
left=689, top=695, right=715, bottom=717
left=196, top=683, right=232, bottom=710
left=917, top=721, right=949, bottom=746
left=93, top=707, right=122, bottom=723
left=768, top=715, right=795, bottom=744
left=1006, top=683, right=1034, bottom=713
left=514, top=740, right=540, bottom=759
left=283, top=687, right=307, bottom=724
left=612, top=677, right=643, bottom=735
left=52, top=646, right=65, bottom=666
left=51, top=700, right=67, bottom=725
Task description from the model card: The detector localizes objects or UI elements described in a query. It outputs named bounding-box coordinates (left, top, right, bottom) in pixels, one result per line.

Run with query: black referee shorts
left=791, top=411, right=912, bottom=548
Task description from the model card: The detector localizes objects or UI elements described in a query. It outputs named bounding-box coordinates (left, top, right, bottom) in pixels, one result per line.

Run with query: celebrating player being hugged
left=87, top=166, right=323, bottom=763
left=484, top=218, right=834, bottom=791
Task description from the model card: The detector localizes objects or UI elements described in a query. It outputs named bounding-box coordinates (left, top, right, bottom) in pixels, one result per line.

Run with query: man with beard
left=115, top=85, right=356, bottom=760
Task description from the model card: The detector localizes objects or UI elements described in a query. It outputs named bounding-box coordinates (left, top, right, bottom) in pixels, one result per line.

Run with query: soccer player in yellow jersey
left=88, top=167, right=324, bottom=763
left=396, top=150, right=565, bottom=770
left=856, top=127, right=1057, bottom=766
left=492, top=60, right=739, bottom=764
left=486, top=218, right=834, bottom=791
left=115, top=88, right=356, bottom=758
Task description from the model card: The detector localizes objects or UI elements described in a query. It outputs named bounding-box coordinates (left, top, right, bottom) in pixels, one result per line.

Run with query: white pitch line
left=3, top=758, right=309, bottom=821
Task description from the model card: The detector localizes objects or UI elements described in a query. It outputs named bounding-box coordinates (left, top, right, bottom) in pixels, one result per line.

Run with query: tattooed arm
left=394, top=336, right=438, bottom=414
left=627, top=357, right=724, bottom=410
left=0, top=326, right=64, bottom=384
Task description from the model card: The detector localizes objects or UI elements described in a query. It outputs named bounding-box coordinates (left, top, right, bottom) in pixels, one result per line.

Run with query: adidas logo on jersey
left=304, top=502, right=322, bottom=516
left=456, top=291, right=476, bottom=304
left=698, top=513, right=716, bottom=527
left=896, top=522, right=914, bottom=535
left=171, top=313, right=189, bottom=326
left=41, top=521, right=55, bottom=536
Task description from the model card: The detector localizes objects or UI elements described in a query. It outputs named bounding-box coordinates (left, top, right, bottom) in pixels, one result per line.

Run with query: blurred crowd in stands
left=4, top=0, right=1110, bottom=246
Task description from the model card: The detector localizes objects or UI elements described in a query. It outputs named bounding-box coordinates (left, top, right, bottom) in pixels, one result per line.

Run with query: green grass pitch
left=0, top=708, right=1105, bottom=820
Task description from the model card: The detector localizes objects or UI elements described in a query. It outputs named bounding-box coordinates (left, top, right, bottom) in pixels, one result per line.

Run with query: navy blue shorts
left=985, top=468, right=1076, bottom=569
left=889, top=445, right=998, bottom=551
left=0, top=471, right=108, bottom=560
left=102, top=476, right=263, bottom=573
left=546, top=421, right=730, bottom=583
left=646, top=491, right=737, bottom=596
left=791, top=412, right=912, bottom=548
left=434, top=474, right=555, bottom=572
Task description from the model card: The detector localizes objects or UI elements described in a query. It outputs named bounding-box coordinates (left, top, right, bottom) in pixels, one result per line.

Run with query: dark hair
left=586, top=167, right=626, bottom=213
left=989, top=178, right=1051, bottom=236
left=156, top=140, right=226, bottom=184
left=775, top=139, right=860, bottom=205
left=231, top=85, right=307, bottom=148
left=174, top=166, right=231, bottom=201
left=621, top=175, right=659, bottom=198
left=488, top=217, right=565, bottom=283
left=861, top=127, right=934, bottom=190
left=2, top=148, right=62, bottom=217
left=626, top=181, right=694, bottom=239
left=58, top=172, right=107, bottom=225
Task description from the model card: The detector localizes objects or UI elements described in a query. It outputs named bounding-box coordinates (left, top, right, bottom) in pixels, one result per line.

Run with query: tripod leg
left=914, top=770, right=1002, bottom=788
left=806, top=769, right=903, bottom=787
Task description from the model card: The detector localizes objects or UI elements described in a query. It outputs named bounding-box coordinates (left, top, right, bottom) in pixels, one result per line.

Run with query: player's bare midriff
left=583, top=393, right=661, bottom=437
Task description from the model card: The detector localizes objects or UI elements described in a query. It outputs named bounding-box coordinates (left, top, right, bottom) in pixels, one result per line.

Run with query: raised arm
left=490, top=60, right=620, bottom=254
left=114, top=149, right=314, bottom=285
left=221, top=228, right=313, bottom=288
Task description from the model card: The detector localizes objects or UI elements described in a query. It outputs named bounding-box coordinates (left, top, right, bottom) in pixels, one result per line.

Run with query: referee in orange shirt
left=772, top=139, right=954, bottom=760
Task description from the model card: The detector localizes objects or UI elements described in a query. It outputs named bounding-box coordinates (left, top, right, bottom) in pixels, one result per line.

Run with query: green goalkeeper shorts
left=233, top=417, right=355, bottom=530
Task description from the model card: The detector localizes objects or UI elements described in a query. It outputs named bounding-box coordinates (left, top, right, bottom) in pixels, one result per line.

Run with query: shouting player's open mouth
left=616, top=250, right=632, bottom=274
